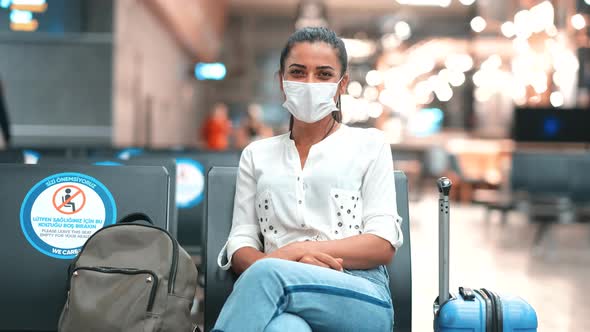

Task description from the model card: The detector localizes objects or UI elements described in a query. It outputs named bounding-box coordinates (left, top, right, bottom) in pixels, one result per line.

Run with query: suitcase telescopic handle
left=438, top=177, right=452, bottom=305
left=437, top=177, right=452, bottom=196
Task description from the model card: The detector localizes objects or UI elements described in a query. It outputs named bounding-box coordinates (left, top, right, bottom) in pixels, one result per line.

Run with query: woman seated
left=215, top=26, right=403, bottom=332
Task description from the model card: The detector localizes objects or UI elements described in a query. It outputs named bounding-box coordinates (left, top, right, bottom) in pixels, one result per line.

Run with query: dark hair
left=279, top=27, right=347, bottom=129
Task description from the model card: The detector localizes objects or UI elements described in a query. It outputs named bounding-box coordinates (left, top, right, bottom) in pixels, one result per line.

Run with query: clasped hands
left=266, top=241, right=344, bottom=271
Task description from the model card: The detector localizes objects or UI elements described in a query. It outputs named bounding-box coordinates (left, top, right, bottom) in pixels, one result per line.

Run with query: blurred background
left=1, top=0, right=590, bottom=330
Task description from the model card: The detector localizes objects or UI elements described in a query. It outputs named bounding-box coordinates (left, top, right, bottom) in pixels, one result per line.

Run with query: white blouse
left=218, top=124, right=403, bottom=270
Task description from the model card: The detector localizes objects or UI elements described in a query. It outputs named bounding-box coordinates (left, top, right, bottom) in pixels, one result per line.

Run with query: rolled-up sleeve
left=217, top=146, right=263, bottom=270
left=361, top=132, right=403, bottom=249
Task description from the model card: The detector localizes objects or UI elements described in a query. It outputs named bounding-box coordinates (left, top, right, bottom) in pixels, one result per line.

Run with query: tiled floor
left=195, top=195, right=590, bottom=331
left=410, top=195, right=590, bottom=332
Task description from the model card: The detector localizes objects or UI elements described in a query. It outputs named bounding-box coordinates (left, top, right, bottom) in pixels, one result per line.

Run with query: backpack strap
left=118, top=212, right=154, bottom=225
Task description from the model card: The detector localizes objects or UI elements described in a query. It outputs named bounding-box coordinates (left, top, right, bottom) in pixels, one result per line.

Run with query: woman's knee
left=237, top=258, right=287, bottom=285
left=246, top=258, right=286, bottom=275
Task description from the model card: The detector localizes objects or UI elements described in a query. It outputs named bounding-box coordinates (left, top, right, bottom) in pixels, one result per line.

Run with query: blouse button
left=301, top=224, right=305, bottom=227
left=269, top=226, right=274, bottom=230
left=335, top=194, right=339, bottom=198
left=334, top=230, right=339, bottom=234
left=298, top=200, right=302, bottom=204
left=347, top=209, right=351, bottom=214
left=337, top=212, right=341, bottom=217
left=338, top=222, right=343, bottom=227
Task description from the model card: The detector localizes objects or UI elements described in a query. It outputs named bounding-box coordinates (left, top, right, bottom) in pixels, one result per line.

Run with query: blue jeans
left=213, top=258, right=394, bottom=332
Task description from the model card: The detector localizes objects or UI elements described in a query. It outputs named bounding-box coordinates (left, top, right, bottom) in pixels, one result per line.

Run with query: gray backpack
left=58, top=213, right=198, bottom=332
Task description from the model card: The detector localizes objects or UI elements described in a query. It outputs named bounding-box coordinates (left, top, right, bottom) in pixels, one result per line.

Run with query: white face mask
left=282, top=77, right=342, bottom=124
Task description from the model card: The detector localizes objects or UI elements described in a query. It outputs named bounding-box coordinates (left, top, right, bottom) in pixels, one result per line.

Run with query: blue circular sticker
left=176, top=158, right=205, bottom=209
left=20, top=172, right=117, bottom=259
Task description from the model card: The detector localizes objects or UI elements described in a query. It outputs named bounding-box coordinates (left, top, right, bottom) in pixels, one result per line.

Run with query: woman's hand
left=298, top=252, right=344, bottom=271
left=266, top=241, right=344, bottom=271
left=266, top=241, right=308, bottom=261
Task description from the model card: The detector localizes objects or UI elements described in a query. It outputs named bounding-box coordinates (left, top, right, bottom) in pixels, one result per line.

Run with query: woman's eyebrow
left=288, top=64, right=306, bottom=69
left=316, top=65, right=335, bottom=70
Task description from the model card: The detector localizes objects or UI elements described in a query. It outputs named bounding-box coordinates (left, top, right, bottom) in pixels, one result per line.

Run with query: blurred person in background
left=0, top=78, right=11, bottom=149
left=214, top=27, right=401, bottom=331
left=234, top=103, right=273, bottom=148
left=201, top=102, right=232, bottom=151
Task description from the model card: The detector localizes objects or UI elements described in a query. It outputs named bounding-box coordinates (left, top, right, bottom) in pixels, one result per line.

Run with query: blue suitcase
left=433, top=178, right=538, bottom=331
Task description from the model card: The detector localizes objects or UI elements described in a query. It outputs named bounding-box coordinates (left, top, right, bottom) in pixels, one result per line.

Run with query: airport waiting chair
left=569, top=154, right=590, bottom=204
left=0, top=149, right=24, bottom=163
left=517, top=152, right=571, bottom=198
left=511, top=151, right=577, bottom=247
left=0, top=164, right=172, bottom=331
left=173, top=151, right=241, bottom=254
left=129, top=150, right=241, bottom=254
left=19, top=147, right=88, bottom=161
left=203, top=167, right=412, bottom=332
left=570, top=154, right=590, bottom=220
left=474, top=151, right=576, bottom=225
left=38, top=155, right=179, bottom=239
left=514, top=152, right=574, bottom=223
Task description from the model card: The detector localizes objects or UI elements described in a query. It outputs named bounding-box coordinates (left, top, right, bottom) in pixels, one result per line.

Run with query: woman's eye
left=319, top=72, right=334, bottom=78
left=290, top=70, right=304, bottom=76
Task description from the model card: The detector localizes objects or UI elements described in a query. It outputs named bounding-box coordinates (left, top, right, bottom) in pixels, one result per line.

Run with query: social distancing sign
left=176, top=158, right=205, bottom=209
left=52, top=185, right=86, bottom=214
left=20, top=173, right=117, bottom=259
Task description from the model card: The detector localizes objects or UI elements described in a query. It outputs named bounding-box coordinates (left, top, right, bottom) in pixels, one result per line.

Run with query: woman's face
left=281, top=42, right=348, bottom=97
